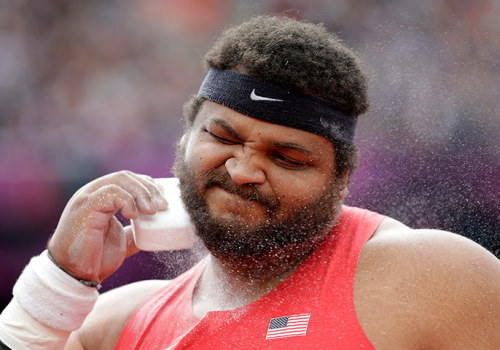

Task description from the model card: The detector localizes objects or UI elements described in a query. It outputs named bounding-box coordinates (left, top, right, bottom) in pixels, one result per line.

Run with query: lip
left=207, top=186, right=264, bottom=212
left=212, top=186, right=255, bottom=203
left=203, top=179, right=280, bottom=215
left=207, top=182, right=256, bottom=202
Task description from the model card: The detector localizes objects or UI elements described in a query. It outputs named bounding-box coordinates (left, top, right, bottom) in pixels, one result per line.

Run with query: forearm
left=0, top=299, right=71, bottom=349
left=0, top=251, right=99, bottom=349
left=0, top=171, right=165, bottom=349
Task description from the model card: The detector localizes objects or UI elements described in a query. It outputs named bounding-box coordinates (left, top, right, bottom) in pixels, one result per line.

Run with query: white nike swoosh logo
left=250, top=89, right=284, bottom=102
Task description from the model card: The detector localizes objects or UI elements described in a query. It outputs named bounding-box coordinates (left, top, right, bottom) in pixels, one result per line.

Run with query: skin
left=178, top=101, right=343, bottom=278
left=47, top=171, right=167, bottom=283
left=55, top=102, right=500, bottom=349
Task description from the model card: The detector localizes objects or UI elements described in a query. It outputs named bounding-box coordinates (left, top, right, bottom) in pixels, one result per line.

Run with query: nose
left=225, top=150, right=265, bottom=186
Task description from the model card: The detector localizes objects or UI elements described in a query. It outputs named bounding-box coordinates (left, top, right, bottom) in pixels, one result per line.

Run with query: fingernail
left=154, top=195, right=168, bottom=210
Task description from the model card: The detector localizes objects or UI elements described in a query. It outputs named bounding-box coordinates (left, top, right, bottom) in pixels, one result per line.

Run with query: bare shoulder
left=355, top=217, right=500, bottom=349
left=65, top=279, right=169, bottom=350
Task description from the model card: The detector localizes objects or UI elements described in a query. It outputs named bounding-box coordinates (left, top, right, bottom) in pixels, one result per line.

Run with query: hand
left=47, top=171, right=168, bottom=283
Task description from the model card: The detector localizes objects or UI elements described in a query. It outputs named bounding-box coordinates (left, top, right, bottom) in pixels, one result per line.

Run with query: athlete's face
left=174, top=101, right=344, bottom=259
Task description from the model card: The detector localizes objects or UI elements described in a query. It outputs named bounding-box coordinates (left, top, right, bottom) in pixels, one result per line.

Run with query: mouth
left=203, top=178, right=280, bottom=216
left=210, top=181, right=255, bottom=201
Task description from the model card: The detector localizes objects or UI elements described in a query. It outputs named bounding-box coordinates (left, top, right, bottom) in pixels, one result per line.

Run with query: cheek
left=272, top=173, right=333, bottom=207
left=184, top=138, right=230, bottom=173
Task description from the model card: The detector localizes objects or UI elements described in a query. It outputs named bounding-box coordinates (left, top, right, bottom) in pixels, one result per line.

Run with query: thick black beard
left=173, top=149, right=340, bottom=261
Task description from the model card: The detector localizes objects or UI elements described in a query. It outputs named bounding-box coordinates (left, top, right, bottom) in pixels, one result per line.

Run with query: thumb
left=124, top=226, right=140, bottom=257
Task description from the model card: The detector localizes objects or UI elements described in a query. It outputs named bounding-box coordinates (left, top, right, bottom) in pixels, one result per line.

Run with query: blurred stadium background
left=1, top=0, right=499, bottom=310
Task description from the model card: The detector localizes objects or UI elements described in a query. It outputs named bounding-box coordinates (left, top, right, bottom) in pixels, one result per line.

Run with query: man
left=1, top=15, right=499, bottom=350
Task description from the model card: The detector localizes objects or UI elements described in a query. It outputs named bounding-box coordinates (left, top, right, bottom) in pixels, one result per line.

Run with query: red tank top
left=116, top=206, right=385, bottom=349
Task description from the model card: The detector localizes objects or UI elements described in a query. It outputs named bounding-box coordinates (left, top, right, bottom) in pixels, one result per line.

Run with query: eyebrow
left=209, top=118, right=313, bottom=155
left=271, top=141, right=313, bottom=155
left=209, top=118, right=244, bottom=141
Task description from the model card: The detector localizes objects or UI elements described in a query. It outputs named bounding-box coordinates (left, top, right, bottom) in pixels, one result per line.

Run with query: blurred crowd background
left=1, top=0, right=499, bottom=310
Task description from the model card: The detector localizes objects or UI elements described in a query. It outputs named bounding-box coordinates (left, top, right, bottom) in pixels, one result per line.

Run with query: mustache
left=203, top=170, right=280, bottom=213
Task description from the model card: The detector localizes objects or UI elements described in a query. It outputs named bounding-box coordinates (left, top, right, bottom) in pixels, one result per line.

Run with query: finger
left=102, top=171, right=162, bottom=215
left=88, top=184, right=139, bottom=223
left=124, top=225, right=140, bottom=257
left=99, top=218, right=128, bottom=281
left=91, top=171, right=168, bottom=213
left=135, top=174, right=168, bottom=211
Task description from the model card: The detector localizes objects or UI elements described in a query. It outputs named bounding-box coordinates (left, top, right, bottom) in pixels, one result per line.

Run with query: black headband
left=198, top=68, right=358, bottom=144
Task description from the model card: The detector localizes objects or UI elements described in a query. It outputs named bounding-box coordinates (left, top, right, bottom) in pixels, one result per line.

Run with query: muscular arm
left=420, top=231, right=500, bottom=349
left=65, top=280, right=169, bottom=350
left=356, top=218, right=500, bottom=349
left=0, top=171, right=171, bottom=349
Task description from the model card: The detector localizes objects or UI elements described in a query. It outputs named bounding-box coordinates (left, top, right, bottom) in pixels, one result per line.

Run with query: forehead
left=195, top=101, right=335, bottom=153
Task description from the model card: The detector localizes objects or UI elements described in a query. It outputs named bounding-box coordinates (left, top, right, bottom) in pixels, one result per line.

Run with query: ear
left=178, top=132, right=190, bottom=151
left=179, top=134, right=187, bottom=146
left=338, top=170, right=350, bottom=200
left=339, top=186, right=349, bottom=200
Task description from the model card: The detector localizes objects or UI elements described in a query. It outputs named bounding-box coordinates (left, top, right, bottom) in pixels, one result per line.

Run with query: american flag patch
left=266, top=314, right=311, bottom=340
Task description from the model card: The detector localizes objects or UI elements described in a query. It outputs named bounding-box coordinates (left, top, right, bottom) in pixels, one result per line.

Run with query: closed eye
left=207, top=130, right=237, bottom=145
left=271, top=152, right=307, bottom=169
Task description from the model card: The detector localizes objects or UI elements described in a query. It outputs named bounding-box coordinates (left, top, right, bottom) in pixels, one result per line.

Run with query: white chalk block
left=131, top=178, right=195, bottom=251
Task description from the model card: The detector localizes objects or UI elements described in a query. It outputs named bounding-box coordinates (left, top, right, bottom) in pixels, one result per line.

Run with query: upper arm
left=356, top=224, right=500, bottom=349
left=65, top=333, right=85, bottom=350
left=419, top=231, right=500, bottom=349
left=64, top=280, right=168, bottom=350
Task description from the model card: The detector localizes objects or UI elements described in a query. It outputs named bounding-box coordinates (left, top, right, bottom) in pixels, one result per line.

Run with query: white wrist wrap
left=0, top=299, right=70, bottom=350
left=11, top=250, right=98, bottom=331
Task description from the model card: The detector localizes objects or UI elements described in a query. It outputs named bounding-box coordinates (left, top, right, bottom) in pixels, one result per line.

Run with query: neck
left=210, top=235, right=324, bottom=280
left=192, top=224, right=333, bottom=317
left=205, top=204, right=343, bottom=281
